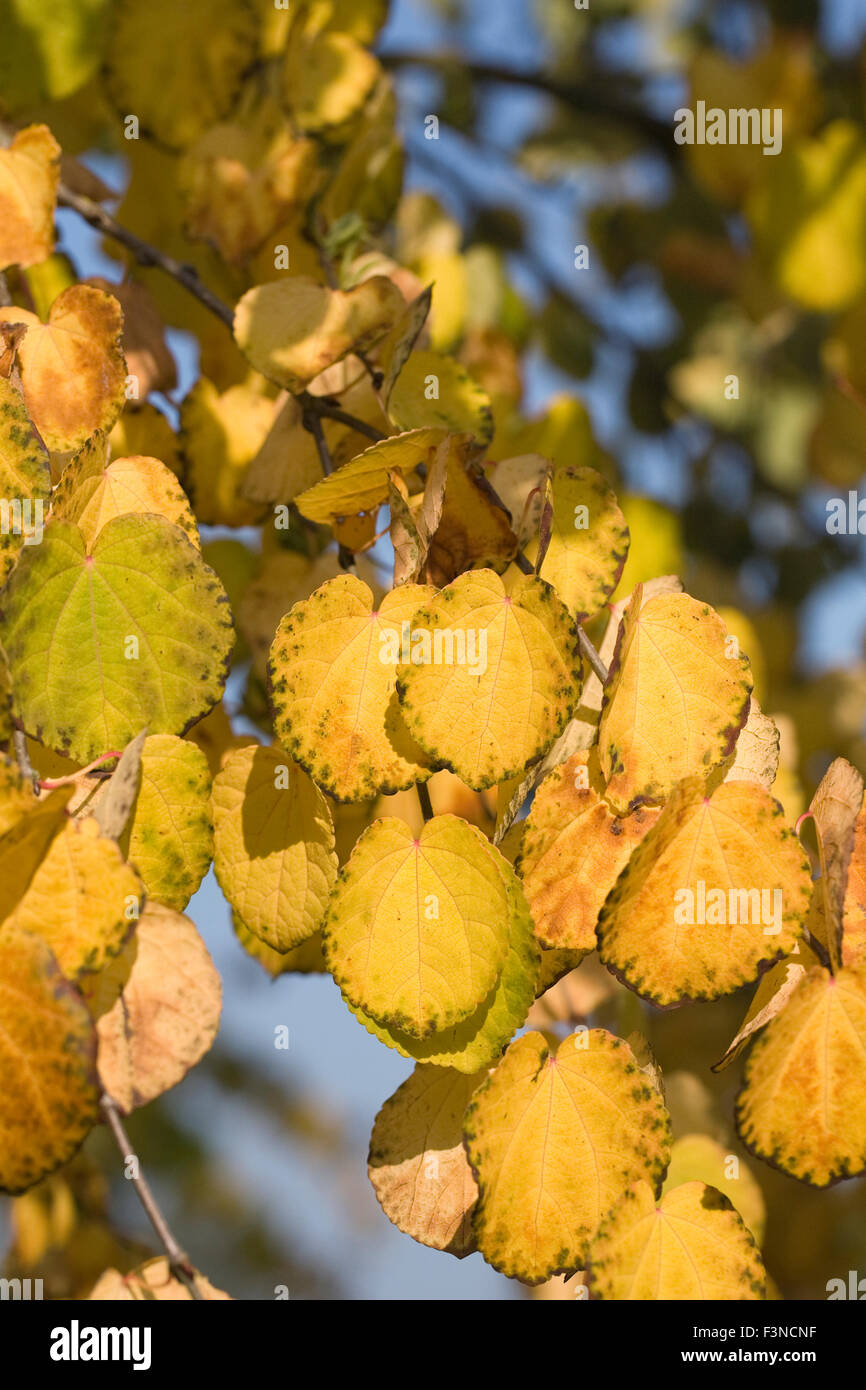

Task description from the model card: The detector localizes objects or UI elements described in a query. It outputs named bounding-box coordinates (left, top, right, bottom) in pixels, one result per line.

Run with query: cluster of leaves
left=1, top=0, right=865, bottom=1299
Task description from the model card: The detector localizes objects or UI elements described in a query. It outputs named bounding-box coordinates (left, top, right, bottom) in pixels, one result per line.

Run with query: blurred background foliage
left=3, top=0, right=866, bottom=1298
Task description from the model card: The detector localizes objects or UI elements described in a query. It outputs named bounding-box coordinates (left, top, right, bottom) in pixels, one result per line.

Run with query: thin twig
left=311, top=397, right=387, bottom=440
left=416, top=781, right=435, bottom=822
left=12, top=729, right=39, bottom=792
left=100, top=1093, right=203, bottom=1300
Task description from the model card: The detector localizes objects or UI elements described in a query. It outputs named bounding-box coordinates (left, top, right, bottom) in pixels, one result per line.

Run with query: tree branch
left=416, top=781, right=435, bottom=822
left=100, top=1092, right=203, bottom=1300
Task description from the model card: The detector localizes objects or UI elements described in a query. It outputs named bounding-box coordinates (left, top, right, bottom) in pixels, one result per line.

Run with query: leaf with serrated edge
left=347, top=853, right=539, bottom=1072
left=0, top=286, right=126, bottom=455
left=52, top=453, right=200, bottom=553
left=599, top=589, right=752, bottom=814
left=368, top=1065, right=485, bottom=1257
left=588, top=1180, right=765, bottom=1300
left=518, top=750, right=658, bottom=952
left=233, top=914, right=327, bottom=977
left=268, top=575, right=433, bottom=802
left=0, top=928, right=99, bottom=1193
left=719, top=697, right=780, bottom=791
left=396, top=568, right=582, bottom=792
left=325, top=814, right=512, bottom=1040
left=463, top=1029, right=671, bottom=1283
left=0, top=375, right=51, bottom=587
left=117, top=735, right=213, bottom=911
left=82, top=903, right=221, bottom=1114
left=736, top=966, right=866, bottom=1186
left=388, top=349, right=493, bottom=444
left=212, top=745, right=337, bottom=953
left=598, top=778, right=811, bottom=1007
left=234, top=274, right=403, bottom=392
left=2, top=816, right=141, bottom=980
left=1, top=514, right=234, bottom=764
left=662, top=1136, right=766, bottom=1243
left=527, top=466, right=629, bottom=622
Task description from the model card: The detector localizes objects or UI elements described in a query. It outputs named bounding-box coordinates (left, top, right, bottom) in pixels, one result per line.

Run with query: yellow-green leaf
left=52, top=452, right=199, bottom=552
left=212, top=744, right=337, bottom=952
left=396, top=568, right=582, bottom=791
left=463, top=1029, right=671, bottom=1283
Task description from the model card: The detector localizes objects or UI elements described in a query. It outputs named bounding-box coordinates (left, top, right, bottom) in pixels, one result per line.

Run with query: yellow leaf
left=3, top=816, right=141, bottom=980
left=269, top=575, right=433, bottom=801
left=325, top=814, right=512, bottom=1039
left=528, top=466, right=629, bottom=621
left=109, top=403, right=183, bottom=480
left=295, top=427, right=447, bottom=524
left=180, top=378, right=273, bottom=526
left=115, top=734, right=212, bottom=912
left=0, top=787, right=73, bottom=922
left=346, top=854, right=539, bottom=1072
left=423, top=447, right=517, bottom=587
left=87, top=903, right=221, bottom=1113
left=52, top=452, right=199, bottom=552
left=598, top=778, right=812, bottom=1006
left=104, top=0, right=258, bottom=150
left=0, top=928, right=99, bottom=1194
left=0, top=286, right=126, bottom=455
left=234, top=274, right=404, bottom=392
left=747, top=120, right=866, bottom=312
left=369, top=1065, right=484, bottom=1257
left=463, top=1029, right=670, bottom=1283
left=388, top=349, right=493, bottom=444
left=240, top=393, right=327, bottom=506
left=86, top=277, right=177, bottom=400
left=808, top=756, right=864, bottom=970
left=611, top=494, right=682, bottom=601
left=588, top=1180, right=765, bottom=1300
left=518, top=751, right=658, bottom=952
left=599, top=589, right=753, bottom=813
left=212, top=745, right=337, bottom=952
left=662, top=1135, right=766, bottom=1243
left=89, top=1255, right=231, bottom=1300
left=396, top=568, right=582, bottom=791
left=842, top=793, right=866, bottom=971
left=0, top=125, right=60, bottom=270
left=0, top=751, right=40, bottom=837
left=736, top=967, right=866, bottom=1186
left=712, top=952, right=814, bottom=1073
left=720, top=697, right=780, bottom=791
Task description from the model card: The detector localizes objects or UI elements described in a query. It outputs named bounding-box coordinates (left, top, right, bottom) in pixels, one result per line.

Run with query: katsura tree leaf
left=517, top=750, right=658, bottom=953
left=0, top=374, right=51, bottom=586
left=233, top=275, right=404, bottom=392
left=51, top=452, right=200, bottom=553
left=324, top=814, right=512, bottom=1039
left=0, top=286, right=126, bottom=455
left=268, top=575, right=433, bottom=801
left=83, top=903, right=221, bottom=1114
left=295, top=427, right=448, bottom=524
left=0, top=927, right=99, bottom=1194
left=395, top=568, right=582, bottom=791
left=587, top=1181, right=765, bottom=1300
left=0, top=751, right=40, bottom=836
left=368, top=1065, right=485, bottom=1257
left=212, top=744, right=337, bottom=952
left=662, top=1135, right=766, bottom=1243
left=92, top=729, right=148, bottom=841
left=240, top=393, right=328, bottom=506
left=527, top=466, right=629, bottom=622
left=423, top=446, right=517, bottom=587
left=736, top=966, right=866, bottom=1186
left=346, top=856, right=540, bottom=1072
left=808, top=756, right=865, bottom=970
left=387, top=349, right=493, bottom=444
left=116, top=735, right=213, bottom=911
left=0, top=649, right=11, bottom=747
left=0, top=0, right=110, bottom=109
left=2, top=816, right=141, bottom=980
left=0, top=787, right=75, bottom=922
left=0, top=124, right=60, bottom=271
left=597, top=778, right=812, bottom=1007
left=89, top=1256, right=231, bottom=1301
left=463, top=1029, right=671, bottom=1283
left=1, top=514, right=234, bottom=763
left=599, top=589, right=753, bottom=814
left=104, top=0, right=259, bottom=150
